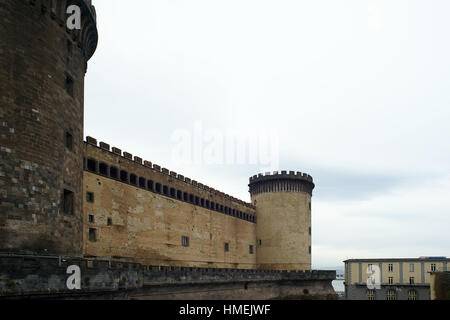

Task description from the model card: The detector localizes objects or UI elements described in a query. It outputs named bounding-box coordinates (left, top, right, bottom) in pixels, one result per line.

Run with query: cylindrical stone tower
left=0, top=0, right=98, bottom=256
left=249, top=171, right=315, bottom=271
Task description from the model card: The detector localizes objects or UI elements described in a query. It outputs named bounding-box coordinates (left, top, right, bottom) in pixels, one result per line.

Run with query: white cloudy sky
left=85, top=0, right=450, bottom=268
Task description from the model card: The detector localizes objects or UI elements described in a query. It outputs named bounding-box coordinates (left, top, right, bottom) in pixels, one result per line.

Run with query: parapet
left=248, top=171, right=315, bottom=196
left=84, top=137, right=256, bottom=211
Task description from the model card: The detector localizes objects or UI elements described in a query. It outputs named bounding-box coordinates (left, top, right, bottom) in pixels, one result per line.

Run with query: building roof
left=344, top=257, right=449, bottom=263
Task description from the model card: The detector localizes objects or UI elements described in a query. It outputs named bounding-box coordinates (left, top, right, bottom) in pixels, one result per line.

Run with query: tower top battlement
left=248, top=171, right=315, bottom=197
left=249, top=171, right=313, bottom=184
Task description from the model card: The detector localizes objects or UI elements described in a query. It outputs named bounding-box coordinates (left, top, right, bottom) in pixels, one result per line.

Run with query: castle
left=0, top=2, right=329, bottom=299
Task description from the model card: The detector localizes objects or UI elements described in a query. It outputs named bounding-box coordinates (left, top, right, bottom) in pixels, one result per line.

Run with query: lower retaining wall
left=0, top=254, right=336, bottom=300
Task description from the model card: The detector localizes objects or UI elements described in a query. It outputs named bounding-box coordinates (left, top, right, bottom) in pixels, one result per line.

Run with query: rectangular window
left=63, top=189, right=74, bottom=215
left=431, top=264, right=436, bottom=272
left=107, top=218, right=112, bottom=226
left=409, top=277, right=414, bottom=284
left=388, top=277, right=393, bottom=285
left=88, top=214, right=94, bottom=223
left=65, top=131, right=73, bottom=151
left=182, top=236, right=189, bottom=247
left=88, top=228, right=97, bottom=242
left=86, top=192, right=94, bottom=203
left=367, top=289, right=375, bottom=300
left=224, top=242, right=229, bottom=252
left=388, top=264, right=393, bottom=272
left=65, top=74, right=74, bottom=97
left=408, top=290, right=417, bottom=301
left=368, top=264, right=373, bottom=272
left=386, top=289, right=396, bottom=300
left=409, top=264, right=415, bottom=272
left=249, top=245, right=254, bottom=254
left=99, top=163, right=108, bottom=176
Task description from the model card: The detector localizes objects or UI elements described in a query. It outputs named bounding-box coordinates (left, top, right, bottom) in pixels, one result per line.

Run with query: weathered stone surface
left=0, top=0, right=97, bottom=256
left=0, top=255, right=336, bottom=300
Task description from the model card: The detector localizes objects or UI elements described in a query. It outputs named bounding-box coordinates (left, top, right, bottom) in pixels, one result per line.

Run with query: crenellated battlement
left=248, top=170, right=315, bottom=196
left=85, top=136, right=255, bottom=209
left=84, top=137, right=256, bottom=224
left=249, top=170, right=313, bottom=183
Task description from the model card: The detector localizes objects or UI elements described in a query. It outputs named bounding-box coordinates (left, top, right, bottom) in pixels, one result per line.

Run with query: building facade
left=344, top=257, right=449, bottom=300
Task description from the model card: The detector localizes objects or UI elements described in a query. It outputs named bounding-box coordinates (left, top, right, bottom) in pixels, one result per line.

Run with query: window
left=147, top=180, right=154, bottom=191
left=258, top=240, right=262, bottom=246
left=367, top=289, right=375, bottom=300
left=388, top=264, right=394, bottom=272
left=195, top=196, right=200, bottom=205
left=162, top=185, right=169, bottom=195
left=67, top=40, right=73, bottom=56
left=65, top=73, right=74, bottom=97
left=249, top=245, right=254, bottom=254
left=86, top=192, right=94, bottom=203
left=431, top=264, right=436, bottom=272
left=88, top=214, right=94, bottom=223
left=409, top=264, right=415, bottom=272
left=99, top=163, right=108, bottom=176
left=177, top=190, right=182, bottom=200
left=63, top=189, right=74, bottom=215
left=182, top=236, right=189, bottom=247
left=130, top=174, right=137, bottom=185
left=110, top=166, right=118, bottom=179
left=309, top=246, right=311, bottom=254
left=388, top=277, right=393, bottom=285
left=201, top=199, right=205, bottom=207
left=170, top=188, right=176, bottom=198
left=409, top=277, right=414, bottom=285
left=309, top=227, right=311, bottom=235
left=224, top=243, right=229, bottom=252
left=368, top=264, right=373, bottom=272
left=206, top=200, right=210, bottom=208
left=120, top=170, right=128, bottom=182
left=64, top=131, right=73, bottom=151
left=155, top=183, right=161, bottom=193
left=408, top=290, right=417, bottom=301
left=183, top=192, right=188, bottom=202
left=139, top=177, right=146, bottom=188
left=88, top=228, right=97, bottom=242
left=107, top=218, right=112, bottom=226
left=386, top=289, right=396, bottom=300
left=87, top=158, right=97, bottom=172
left=189, top=194, right=194, bottom=203
left=211, top=202, right=215, bottom=210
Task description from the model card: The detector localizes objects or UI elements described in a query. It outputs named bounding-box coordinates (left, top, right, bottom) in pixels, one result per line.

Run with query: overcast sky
left=85, top=0, right=450, bottom=268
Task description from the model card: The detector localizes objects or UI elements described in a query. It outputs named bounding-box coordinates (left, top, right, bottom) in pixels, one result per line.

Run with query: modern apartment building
left=344, top=257, right=449, bottom=300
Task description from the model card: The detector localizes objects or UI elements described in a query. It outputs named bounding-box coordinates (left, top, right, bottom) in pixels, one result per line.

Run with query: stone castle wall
left=0, top=254, right=336, bottom=300
left=82, top=140, right=257, bottom=269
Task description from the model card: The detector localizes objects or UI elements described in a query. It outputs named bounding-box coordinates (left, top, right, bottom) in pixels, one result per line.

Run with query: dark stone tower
left=0, top=0, right=98, bottom=256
